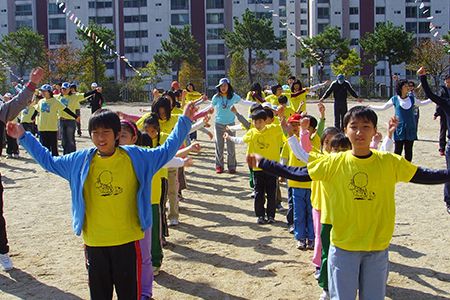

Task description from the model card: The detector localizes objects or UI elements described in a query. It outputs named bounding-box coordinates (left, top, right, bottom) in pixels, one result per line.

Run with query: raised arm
left=418, top=67, right=450, bottom=114
left=368, top=99, right=394, bottom=111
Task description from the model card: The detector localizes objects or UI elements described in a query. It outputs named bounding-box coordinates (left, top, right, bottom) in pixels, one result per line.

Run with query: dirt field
left=0, top=99, right=449, bottom=300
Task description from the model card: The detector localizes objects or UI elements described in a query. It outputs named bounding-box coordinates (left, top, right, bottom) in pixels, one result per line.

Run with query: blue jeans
left=60, top=119, right=77, bottom=155
left=292, top=187, right=314, bottom=240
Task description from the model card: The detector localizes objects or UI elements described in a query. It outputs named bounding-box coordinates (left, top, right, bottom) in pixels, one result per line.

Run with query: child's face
left=280, top=102, right=287, bottom=107
left=158, top=107, right=167, bottom=120
left=253, top=119, right=266, bottom=131
left=91, top=126, right=120, bottom=156
left=265, top=117, right=273, bottom=125
left=308, top=126, right=317, bottom=135
left=344, top=116, right=376, bottom=152
left=331, top=146, right=351, bottom=153
left=144, top=125, right=158, bottom=140
left=291, top=122, right=300, bottom=135
left=322, top=134, right=335, bottom=153
left=275, top=87, right=283, bottom=96
left=293, top=83, right=300, bottom=91
left=119, top=127, right=137, bottom=146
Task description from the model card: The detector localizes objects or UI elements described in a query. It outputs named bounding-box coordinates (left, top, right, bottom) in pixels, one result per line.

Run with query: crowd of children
left=1, top=70, right=450, bottom=300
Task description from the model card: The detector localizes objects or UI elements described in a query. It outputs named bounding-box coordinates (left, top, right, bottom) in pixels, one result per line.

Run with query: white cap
left=91, top=82, right=98, bottom=88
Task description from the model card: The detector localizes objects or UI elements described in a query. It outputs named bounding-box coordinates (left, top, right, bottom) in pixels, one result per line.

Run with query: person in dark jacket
left=320, top=74, right=360, bottom=131
left=87, top=82, right=104, bottom=114
left=434, top=75, right=450, bottom=155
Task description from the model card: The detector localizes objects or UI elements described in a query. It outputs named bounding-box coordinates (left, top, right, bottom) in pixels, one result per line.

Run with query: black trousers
left=5, top=134, right=18, bottom=155
left=439, top=115, right=447, bottom=152
left=0, top=174, right=8, bottom=254
left=334, top=102, right=348, bottom=131
left=22, top=122, right=36, bottom=135
left=253, top=171, right=277, bottom=218
left=40, top=131, right=59, bottom=156
left=160, top=178, right=169, bottom=237
left=85, top=241, right=141, bottom=300
left=394, top=140, right=414, bottom=162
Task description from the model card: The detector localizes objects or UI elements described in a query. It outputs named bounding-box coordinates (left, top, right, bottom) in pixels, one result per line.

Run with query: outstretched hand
left=246, top=153, right=264, bottom=168
left=6, top=122, right=25, bottom=139
left=387, top=116, right=399, bottom=139
left=29, top=67, right=44, bottom=84
left=188, top=142, right=201, bottom=152
left=281, top=117, right=294, bottom=137
left=417, top=67, right=426, bottom=76
left=184, top=157, right=194, bottom=167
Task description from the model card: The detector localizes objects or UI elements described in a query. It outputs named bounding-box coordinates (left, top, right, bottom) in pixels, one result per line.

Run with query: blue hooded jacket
left=19, top=115, right=191, bottom=236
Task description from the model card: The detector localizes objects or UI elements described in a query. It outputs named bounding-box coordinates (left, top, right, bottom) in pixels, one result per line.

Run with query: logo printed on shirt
left=41, top=103, right=51, bottom=113
left=61, top=98, right=69, bottom=106
left=23, top=108, right=29, bottom=114
left=256, top=136, right=269, bottom=149
left=348, top=172, right=376, bottom=201
left=94, top=170, right=123, bottom=196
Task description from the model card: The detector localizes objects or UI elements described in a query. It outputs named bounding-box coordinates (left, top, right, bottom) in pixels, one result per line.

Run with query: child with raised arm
left=8, top=103, right=196, bottom=299
left=248, top=105, right=450, bottom=299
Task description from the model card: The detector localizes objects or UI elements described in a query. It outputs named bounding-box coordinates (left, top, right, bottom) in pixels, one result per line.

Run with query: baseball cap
left=61, top=82, right=71, bottom=89
left=3, top=93, right=12, bottom=98
left=215, top=78, right=230, bottom=88
left=261, top=102, right=277, bottom=110
left=287, top=114, right=302, bottom=123
left=39, top=84, right=52, bottom=91
left=91, top=82, right=98, bottom=88
left=337, top=74, right=345, bottom=84
left=171, top=81, right=180, bottom=90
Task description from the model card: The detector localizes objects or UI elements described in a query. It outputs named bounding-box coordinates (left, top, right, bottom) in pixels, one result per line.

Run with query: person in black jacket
left=320, top=74, right=361, bottom=131
left=87, top=82, right=104, bottom=114
left=434, top=75, right=450, bottom=155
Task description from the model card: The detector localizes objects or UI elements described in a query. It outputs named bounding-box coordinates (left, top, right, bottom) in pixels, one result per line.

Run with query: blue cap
left=39, top=84, right=52, bottom=91
left=216, top=78, right=230, bottom=88
left=337, top=74, right=345, bottom=84
left=61, top=82, right=71, bottom=89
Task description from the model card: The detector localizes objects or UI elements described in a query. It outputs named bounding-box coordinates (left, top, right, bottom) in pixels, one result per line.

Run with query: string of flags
left=54, top=0, right=142, bottom=76
left=0, top=59, right=22, bottom=81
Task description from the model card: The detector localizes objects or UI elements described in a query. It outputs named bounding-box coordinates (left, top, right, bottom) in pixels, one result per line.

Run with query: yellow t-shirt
left=152, top=132, right=169, bottom=178
left=56, top=93, right=85, bottom=119
left=151, top=170, right=162, bottom=205
left=21, top=104, right=36, bottom=123
left=282, top=105, right=295, bottom=120
left=136, top=113, right=179, bottom=134
left=243, top=124, right=283, bottom=171
left=35, top=97, right=67, bottom=131
left=282, top=136, right=310, bottom=189
left=265, top=94, right=280, bottom=106
left=308, top=150, right=418, bottom=251
left=172, top=107, right=183, bottom=115
left=82, top=148, right=143, bottom=246
left=289, top=92, right=307, bottom=112
left=308, top=151, right=326, bottom=211
left=185, top=91, right=202, bottom=102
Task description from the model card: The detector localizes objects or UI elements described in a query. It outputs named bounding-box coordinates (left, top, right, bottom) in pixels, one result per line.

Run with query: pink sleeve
left=370, top=141, right=378, bottom=149
left=121, top=112, right=141, bottom=122
left=300, top=130, right=312, bottom=153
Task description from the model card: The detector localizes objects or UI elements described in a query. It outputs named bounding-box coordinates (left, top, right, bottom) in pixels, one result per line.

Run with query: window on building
left=300, top=30, right=307, bottom=35
left=155, top=3, right=162, bottom=6
left=125, top=46, right=149, bottom=53
left=300, top=8, right=307, bottom=14
left=49, top=3, right=64, bottom=14
left=419, top=22, right=430, bottom=33
left=207, top=13, right=224, bottom=24
left=89, top=16, right=113, bottom=24
left=49, top=33, right=66, bottom=45
left=300, top=19, right=307, bottom=25
left=419, top=6, right=431, bottom=18
left=376, top=7, right=385, bottom=14
left=405, top=22, right=417, bottom=33
left=376, top=69, right=385, bottom=76
left=248, top=0, right=272, bottom=3
left=124, top=0, right=147, bottom=8
left=406, top=7, right=417, bottom=18
left=207, top=28, right=224, bottom=40
left=279, top=8, right=286, bottom=17
left=393, top=10, right=401, bottom=15
left=128, top=61, right=148, bottom=69
left=124, top=30, right=148, bottom=38
left=317, top=8, right=329, bottom=19
left=317, top=0, right=329, bottom=3
left=280, top=30, right=287, bottom=37
left=88, top=1, right=113, bottom=8
left=435, top=10, right=441, bottom=14
left=49, top=18, right=66, bottom=30
left=256, top=12, right=272, bottom=19
left=171, top=0, right=189, bottom=10
left=350, top=23, right=359, bottom=30
left=279, top=0, right=286, bottom=6
left=349, top=7, right=359, bottom=15
left=318, top=23, right=329, bottom=33
left=156, top=33, right=162, bottom=37
left=171, top=14, right=189, bottom=25
left=350, top=38, right=358, bottom=45
left=15, top=20, right=32, bottom=30
left=155, top=18, right=162, bottom=21
left=207, top=59, right=225, bottom=71
left=207, top=44, right=225, bottom=55
left=15, top=4, right=32, bottom=16
left=207, top=74, right=226, bottom=87
left=206, top=0, right=224, bottom=9
left=124, top=15, right=148, bottom=23
left=105, top=62, right=115, bottom=70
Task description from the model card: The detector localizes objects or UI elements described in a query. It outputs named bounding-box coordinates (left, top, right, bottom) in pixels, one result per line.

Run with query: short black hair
left=186, top=82, right=196, bottom=91
left=142, top=113, right=161, bottom=147
left=250, top=103, right=263, bottom=114
left=330, top=133, right=351, bottom=150
left=271, top=84, right=282, bottom=95
left=288, top=75, right=296, bottom=80
left=305, top=115, right=318, bottom=129
left=278, top=95, right=288, bottom=104
left=395, top=79, right=409, bottom=96
left=88, top=109, right=121, bottom=138
left=251, top=109, right=267, bottom=121
left=320, top=127, right=341, bottom=149
left=291, top=79, right=303, bottom=92
left=264, top=108, right=274, bottom=119
left=152, top=96, right=172, bottom=121
left=343, top=106, right=378, bottom=128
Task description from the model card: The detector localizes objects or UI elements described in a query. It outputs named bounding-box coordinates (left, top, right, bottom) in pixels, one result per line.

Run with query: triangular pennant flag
left=69, top=14, right=74, bottom=20
left=59, top=3, right=64, bottom=8
left=74, top=17, right=78, bottom=23
left=66, top=10, right=71, bottom=16
left=103, top=44, right=107, bottom=50
left=62, top=7, right=66, bottom=13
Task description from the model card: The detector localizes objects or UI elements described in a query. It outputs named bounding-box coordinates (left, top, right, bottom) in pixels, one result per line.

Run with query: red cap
left=171, top=81, right=180, bottom=90
left=287, top=114, right=301, bottom=123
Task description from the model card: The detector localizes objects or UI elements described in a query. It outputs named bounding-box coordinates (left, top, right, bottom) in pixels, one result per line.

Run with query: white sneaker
left=319, top=291, right=330, bottom=300
left=13, top=154, right=20, bottom=159
left=0, top=253, right=13, bottom=271
left=169, top=219, right=179, bottom=226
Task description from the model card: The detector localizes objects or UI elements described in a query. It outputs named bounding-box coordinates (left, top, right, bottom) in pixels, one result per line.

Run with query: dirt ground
left=0, top=99, right=449, bottom=300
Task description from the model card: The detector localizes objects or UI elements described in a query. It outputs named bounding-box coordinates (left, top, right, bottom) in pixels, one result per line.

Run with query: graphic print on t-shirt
left=94, top=170, right=123, bottom=196
left=41, top=103, right=51, bottom=113
left=61, top=98, right=69, bottom=106
left=348, top=172, right=376, bottom=201
left=256, top=136, right=269, bottom=149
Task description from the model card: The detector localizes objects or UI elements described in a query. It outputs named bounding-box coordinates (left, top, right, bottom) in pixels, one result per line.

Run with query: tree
left=227, top=50, right=249, bottom=97
left=405, top=38, right=450, bottom=92
left=222, top=8, right=286, bottom=84
left=76, top=21, right=115, bottom=82
left=331, top=48, right=363, bottom=77
left=43, top=42, right=84, bottom=83
left=0, top=26, right=46, bottom=78
left=0, top=66, right=9, bottom=95
left=179, top=60, right=204, bottom=92
left=295, top=26, right=350, bottom=82
left=139, top=61, right=170, bottom=90
left=274, top=49, right=292, bottom=85
left=153, top=25, right=200, bottom=82
left=359, top=21, right=415, bottom=96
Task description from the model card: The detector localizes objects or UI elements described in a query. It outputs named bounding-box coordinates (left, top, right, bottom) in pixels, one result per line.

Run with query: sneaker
left=250, top=190, right=256, bottom=198
left=257, top=216, right=266, bottom=224
left=13, top=154, right=19, bottom=159
left=276, top=203, right=286, bottom=211
left=229, top=169, right=236, bottom=174
left=307, top=239, right=315, bottom=250
left=267, top=217, right=276, bottom=224
left=0, top=253, right=13, bottom=271
left=5, top=154, right=12, bottom=159
left=440, top=151, right=445, bottom=156
left=289, top=226, right=294, bottom=234
left=447, top=205, right=450, bottom=215
left=296, top=239, right=306, bottom=250
left=169, top=219, right=179, bottom=226
left=153, top=266, right=160, bottom=276
left=319, top=291, right=330, bottom=300
left=314, top=267, right=321, bottom=280
left=216, top=166, right=223, bottom=173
